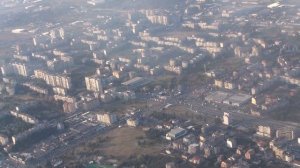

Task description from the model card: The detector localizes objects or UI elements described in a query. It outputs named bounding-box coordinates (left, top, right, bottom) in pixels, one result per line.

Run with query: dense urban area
left=0, top=0, right=300, bottom=168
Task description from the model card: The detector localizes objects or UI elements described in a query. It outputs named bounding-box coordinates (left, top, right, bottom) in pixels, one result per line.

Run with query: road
left=146, top=90, right=300, bottom=131
left=27, top=113, right=129, bottom=167
left=2, top=90, right=299, bottom=167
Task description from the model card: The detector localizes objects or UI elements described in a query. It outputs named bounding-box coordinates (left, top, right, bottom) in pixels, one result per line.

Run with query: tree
left=214, top=117, right=222, bottom=125
left=45, top=160, right=52, bottom=168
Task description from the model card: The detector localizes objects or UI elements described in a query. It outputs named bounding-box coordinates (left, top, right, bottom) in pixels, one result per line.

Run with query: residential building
left=10, top=108, right=39, bottom=125
left=223, top=112, right=231, bottom=126
left=227, top=138, right=237, bottom=148
left=85, top=74, right=103, bottom=93
left=0, top=134, right=9, bottom=146
left=34, top=70, right=72, bottom=89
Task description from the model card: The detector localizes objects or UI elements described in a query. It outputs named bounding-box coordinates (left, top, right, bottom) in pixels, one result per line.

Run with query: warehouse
left=223, top=93, right=251, bottom=107
left=166, top=127, right=187, bottom=140
left=122, top=77, right=151, bottom=89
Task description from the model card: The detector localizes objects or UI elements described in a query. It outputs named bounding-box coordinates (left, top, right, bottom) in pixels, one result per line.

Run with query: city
left=0, top=0, right=300, bottom=167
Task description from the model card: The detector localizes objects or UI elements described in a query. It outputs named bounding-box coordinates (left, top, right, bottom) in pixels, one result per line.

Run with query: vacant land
left=100, top=100, right=148, bottom=114
left=102, top=127, right=162, bottom=158
left=163, top=105, right=211, bottom=124
left=63, top=127, right=163, bottom=166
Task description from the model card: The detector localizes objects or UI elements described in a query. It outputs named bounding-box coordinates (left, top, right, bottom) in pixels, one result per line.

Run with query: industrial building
left=166, top=127, right=187, bottom=140
left=122, top=77, right=151, bottom=89
left=205, top=91, right=251, bottom=107
left=276, top=128, right=295, bottom=140
left=223, top=93, right=251, bottom=107
left=256, top=125, right=273, bottom=138
left=97, top=113, right=117, bottom=125
left=205, top=91, right=232, bottom=104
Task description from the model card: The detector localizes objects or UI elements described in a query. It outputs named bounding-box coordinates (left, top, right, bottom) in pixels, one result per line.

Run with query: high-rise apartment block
left=85, top=76, right=102, bottom=92
left=85, top=69, right=103, bottom=93
left=1, top=63, right=33, bottom=77
left=34, top=70, right=72, bottom=89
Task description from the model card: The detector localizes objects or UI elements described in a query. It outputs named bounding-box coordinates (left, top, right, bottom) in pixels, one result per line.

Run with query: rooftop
left=122, top=77, right=151, bottom=88
left=168, top=127, right=186, bottom=136
left=227, top=93, right=251, bottom=104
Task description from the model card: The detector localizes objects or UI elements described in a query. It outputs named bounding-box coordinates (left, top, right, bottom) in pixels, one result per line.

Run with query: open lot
left=100, top=100, right=148, bottom=114
left=163, top=104, right=211, bottom=124
left=101, top=127, right=162, bottom=159
left=63, top=127, right=163, bottom=166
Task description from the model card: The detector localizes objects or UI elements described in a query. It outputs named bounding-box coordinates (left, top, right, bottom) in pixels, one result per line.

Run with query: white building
left=227, top=138, right=237, bottom=148
left=223, top=112, right=231, bottom=126
left=0, top=134, right=9, bottom=146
